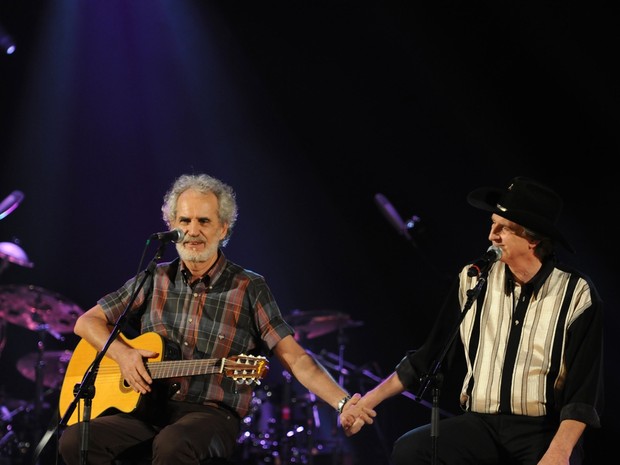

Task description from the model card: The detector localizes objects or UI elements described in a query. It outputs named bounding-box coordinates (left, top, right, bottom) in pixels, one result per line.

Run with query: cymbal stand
left=29, top=323, right=51, bottom=465
left=303, top=390, right=318, bottom=465
left=0, top=258, right=9, bottom=276
left=30, top=311, right=63, bottom=421
left=280, top=370, right=293, bottom=464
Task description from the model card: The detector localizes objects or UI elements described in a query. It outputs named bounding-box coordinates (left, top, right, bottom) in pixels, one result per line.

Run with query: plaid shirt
left=98, top=250, right=294, bottom=418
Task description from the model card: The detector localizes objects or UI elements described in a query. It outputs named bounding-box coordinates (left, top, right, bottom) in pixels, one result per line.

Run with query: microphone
left=467, top=245, right=502, bottom=277
left=374, top=193, right=413, bottom=240
left=150, top=228, right=184, bottom=243
left=0, top=190, right=24, bottom=220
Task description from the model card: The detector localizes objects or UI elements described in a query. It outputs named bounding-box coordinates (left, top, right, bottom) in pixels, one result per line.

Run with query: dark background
left=0, top=1, right=617, bottom=464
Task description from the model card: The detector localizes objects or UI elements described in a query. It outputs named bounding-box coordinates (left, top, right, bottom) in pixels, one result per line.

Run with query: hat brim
left=467, top=187, right=575, bottom=253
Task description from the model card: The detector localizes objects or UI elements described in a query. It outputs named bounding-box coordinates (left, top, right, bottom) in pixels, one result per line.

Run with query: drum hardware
left=0, top=190, right=24, bottom=222
left=0, top=284, right=82, bottom=465
left=235, top=309, right=364, bottom=464
left=0, top=430, right=15, bottom=452
left=0, top=241, right=34, bottom=270
left=1, top=419, right=31, bottom=463
left=0, top=242, right=34, bottom=356
left=0, top=284, right=84, bottom=338
left=0, top=389, right=55, bottom=464
left=236, top=378, right=357, bottom=465
left=0, top=241, right=34, bottom=357
left=236, top=384, right=281, bottom=464
left=0, top=319, right=4, bottom=362
left=0, top=190, right=26, bottom=284
left=0, top=395, right=45, bottom=463
left=16, top=350, right=73, bottom=390
left=287, top=309, right=363, bottom=340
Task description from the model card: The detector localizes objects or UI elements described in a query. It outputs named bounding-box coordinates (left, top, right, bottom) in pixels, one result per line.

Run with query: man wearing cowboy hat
left=340, top=177, right=604, bottom=465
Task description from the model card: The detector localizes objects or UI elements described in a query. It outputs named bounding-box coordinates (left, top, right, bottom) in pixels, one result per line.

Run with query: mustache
left=181, top=238, right=206, bottom=246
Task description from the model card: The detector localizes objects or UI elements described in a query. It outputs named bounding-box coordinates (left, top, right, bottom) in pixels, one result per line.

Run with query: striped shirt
left=98, top=250, right=294, bottom=418
left=396, top=256, right=603, bottom=427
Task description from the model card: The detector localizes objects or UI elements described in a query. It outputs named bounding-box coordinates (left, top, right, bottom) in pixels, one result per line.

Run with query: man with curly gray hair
left=59, top=173, right=375, bottom=465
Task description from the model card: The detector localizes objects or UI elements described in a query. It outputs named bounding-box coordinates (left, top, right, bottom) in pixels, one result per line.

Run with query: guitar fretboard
left=146, top=358, right=223, bottom=379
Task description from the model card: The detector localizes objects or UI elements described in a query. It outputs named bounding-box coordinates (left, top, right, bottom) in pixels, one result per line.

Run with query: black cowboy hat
left=467, top=176, right=574, bottom=253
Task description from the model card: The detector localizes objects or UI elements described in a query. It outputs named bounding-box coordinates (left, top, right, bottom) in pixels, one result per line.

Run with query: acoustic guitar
left=58, top=331, right=269, bottom=425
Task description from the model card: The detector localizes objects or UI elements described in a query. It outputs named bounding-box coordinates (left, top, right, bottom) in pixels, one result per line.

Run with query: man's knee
left=391, top=426, right=432, bottom=465
left=58, top=426, right=80, bottom=463
left=152, top=426, right=232, bottom=461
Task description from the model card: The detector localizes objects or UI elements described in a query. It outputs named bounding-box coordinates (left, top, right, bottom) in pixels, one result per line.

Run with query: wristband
left=337, top=395, right=352, bottom=414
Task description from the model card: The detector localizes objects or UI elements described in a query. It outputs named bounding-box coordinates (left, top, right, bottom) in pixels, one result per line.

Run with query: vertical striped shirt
left=396, top=257, right=603, bottom=427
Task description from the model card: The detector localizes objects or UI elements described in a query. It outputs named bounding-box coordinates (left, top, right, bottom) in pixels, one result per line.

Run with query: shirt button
left=184, top=341, right=189, bottom=346
left=515, top=320, right=520, bottom=325
left=189, top=318, right=193, bottom=323
left=194, top=293, right=198, bottom=297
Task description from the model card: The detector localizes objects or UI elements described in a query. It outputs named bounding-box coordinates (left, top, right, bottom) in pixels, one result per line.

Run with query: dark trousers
left=391, top=412, right=583, bottom=465
left=58, top=401, right=240, bottom=465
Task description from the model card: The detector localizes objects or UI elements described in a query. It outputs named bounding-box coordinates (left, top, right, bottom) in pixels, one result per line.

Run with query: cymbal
left=0, top=242, right=33, bottom=268
left=0, top=284, right=84, bottom=335
left=0, top=190, right=24, bottom=221
left=16, top=350, right=73, bottom=389
left=288, top=309, right=364, bottom=339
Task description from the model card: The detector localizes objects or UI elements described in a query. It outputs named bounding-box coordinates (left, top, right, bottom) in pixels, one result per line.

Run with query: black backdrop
left=0, top=2, right=617, bottom=464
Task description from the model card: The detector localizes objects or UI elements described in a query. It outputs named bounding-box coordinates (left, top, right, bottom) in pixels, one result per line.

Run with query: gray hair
left=522, top=227, right=554, bottom=260
left=161, top=174, right=238, bottom=247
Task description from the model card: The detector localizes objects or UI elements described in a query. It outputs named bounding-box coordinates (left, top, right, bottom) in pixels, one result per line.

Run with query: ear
left=219, top=222, right=229, bottom=240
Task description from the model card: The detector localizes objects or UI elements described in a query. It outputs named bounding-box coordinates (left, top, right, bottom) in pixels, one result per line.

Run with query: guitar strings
left=67, top=358, right=264, bottom=378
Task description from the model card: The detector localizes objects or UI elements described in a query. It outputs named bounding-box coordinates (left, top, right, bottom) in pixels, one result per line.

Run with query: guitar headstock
left=225, top=354, right=270, bottom=385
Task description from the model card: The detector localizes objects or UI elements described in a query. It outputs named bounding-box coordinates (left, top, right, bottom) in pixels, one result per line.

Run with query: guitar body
left=59, top=332, right=167, bottom=426
left=59, top=332, right=269, bottom=426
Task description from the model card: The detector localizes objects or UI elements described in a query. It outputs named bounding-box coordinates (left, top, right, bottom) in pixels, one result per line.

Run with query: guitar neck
left=145, top=358, right=223, bottom=379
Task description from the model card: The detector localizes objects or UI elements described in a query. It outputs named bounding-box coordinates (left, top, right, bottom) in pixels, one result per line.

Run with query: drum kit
left=235, top=309, right=365, bottom=465
left=0, top=283, right=83, bottom=463
left=0, top=190, right=83, bottom=463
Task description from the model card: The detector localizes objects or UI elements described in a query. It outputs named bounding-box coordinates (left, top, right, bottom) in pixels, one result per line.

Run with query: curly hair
left=161, top=174, right=238, bottom=247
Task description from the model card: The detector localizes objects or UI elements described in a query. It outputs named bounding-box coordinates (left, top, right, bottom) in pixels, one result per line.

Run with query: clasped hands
left=339, top=393, right=375, bottom=436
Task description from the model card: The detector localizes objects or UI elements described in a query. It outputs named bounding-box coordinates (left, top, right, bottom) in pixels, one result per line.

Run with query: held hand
left=344, top=417, right=366, bottom=437
left=339, top=393, right=376, bottom=434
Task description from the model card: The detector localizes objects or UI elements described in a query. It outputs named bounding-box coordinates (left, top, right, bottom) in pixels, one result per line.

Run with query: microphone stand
left=332, top=327, right=348, bottom=465
left=416, top=268, right=490, bottom=465
left=30, top=241, right=167, bottom=465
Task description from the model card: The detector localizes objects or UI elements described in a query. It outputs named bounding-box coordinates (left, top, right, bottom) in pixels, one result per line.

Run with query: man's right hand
left=116, top=344, right=158, bottom=394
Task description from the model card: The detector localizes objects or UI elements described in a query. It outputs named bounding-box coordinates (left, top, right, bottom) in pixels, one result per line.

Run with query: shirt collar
left=179, top=249, right=227, bottom=287
left=504, top=255, right=556, bottom=298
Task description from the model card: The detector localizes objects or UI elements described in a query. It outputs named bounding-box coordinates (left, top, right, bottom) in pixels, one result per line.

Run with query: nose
left=488, top=224, right=500, bottom=242
left=186, top=220, right=201, bottom=237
